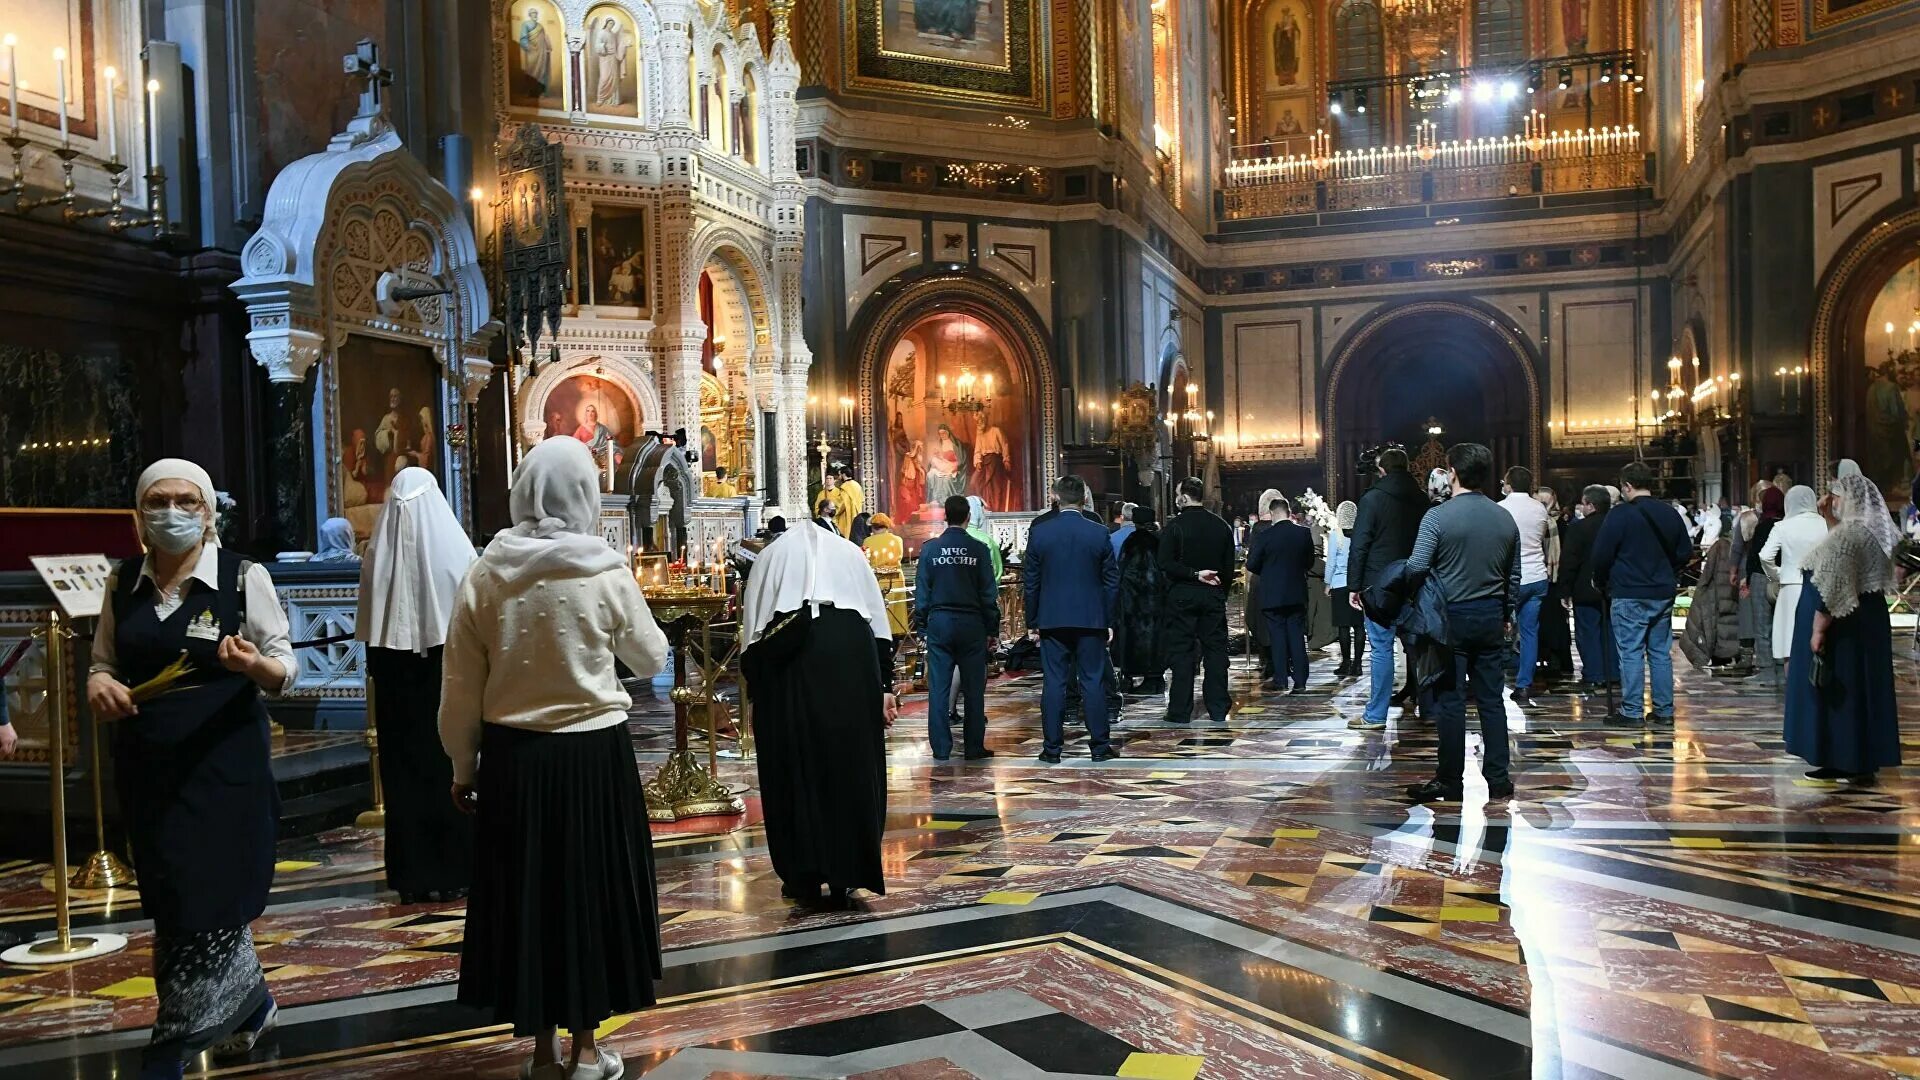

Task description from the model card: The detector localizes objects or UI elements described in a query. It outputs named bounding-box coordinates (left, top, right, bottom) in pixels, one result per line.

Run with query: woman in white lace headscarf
left=1783, top=473, right=1898, bottom=783
left=1245, top=488, right=1285, bottom=679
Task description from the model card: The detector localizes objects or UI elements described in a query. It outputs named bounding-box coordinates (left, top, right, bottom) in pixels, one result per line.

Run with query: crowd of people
left=66, top=440, right=1907, bottom=1079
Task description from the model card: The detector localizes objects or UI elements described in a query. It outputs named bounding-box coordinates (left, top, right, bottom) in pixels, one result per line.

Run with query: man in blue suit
left=1023, top=475, right=1120, bottom=762
left=914, top=496, right=1001, bottom=761
left=1245, top=496, right=1316, bottom=692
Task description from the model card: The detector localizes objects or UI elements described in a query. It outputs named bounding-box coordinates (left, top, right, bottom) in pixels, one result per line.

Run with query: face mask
left=143, top=508, right=207, bottom=554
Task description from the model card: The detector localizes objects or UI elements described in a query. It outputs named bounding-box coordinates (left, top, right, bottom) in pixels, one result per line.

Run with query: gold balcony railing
left=1220, top=123, right=1644, bottom=221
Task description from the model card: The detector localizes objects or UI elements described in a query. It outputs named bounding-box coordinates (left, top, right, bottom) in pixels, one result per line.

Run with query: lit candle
left=4, top=35, right=16, bottom=134
left=102, top=65, right=116, bottom=161
left=52, top=46, right=67, bottom=145
left=1887, top=322, right=1896, bottom=353
left=146, top=77, right=160, bottom=164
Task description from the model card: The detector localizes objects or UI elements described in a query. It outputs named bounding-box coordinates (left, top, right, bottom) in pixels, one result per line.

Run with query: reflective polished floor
left=3, top=641, right=1919, bottom=1078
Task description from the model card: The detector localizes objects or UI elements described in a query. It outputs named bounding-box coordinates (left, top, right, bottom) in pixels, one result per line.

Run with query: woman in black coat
left=1114, top=507, right=1168, bottom=692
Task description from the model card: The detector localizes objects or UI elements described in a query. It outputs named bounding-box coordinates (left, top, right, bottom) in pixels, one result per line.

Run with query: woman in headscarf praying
left=1326, top=500, right=1361, bottom=678
left=440, top=437, right=669, bottom=1080
left=357, top=468, right=477, bottom=904
left=1761, top=485, right=1830, bottom=664
left=741, top=508, right=897, bottom=910
left=312, top=516, right=359, bottom=561
left=86, top=459, right=296, bottom=1078
left=1783, top=473, right=1899, bottom=784
left=1245, top=488, right=1283, bottom=681
left=1732, top=485, right=1785, bottom=674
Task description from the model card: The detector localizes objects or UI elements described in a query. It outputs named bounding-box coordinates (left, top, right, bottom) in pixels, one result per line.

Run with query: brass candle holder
left=638, top=587, right=744, bottom=822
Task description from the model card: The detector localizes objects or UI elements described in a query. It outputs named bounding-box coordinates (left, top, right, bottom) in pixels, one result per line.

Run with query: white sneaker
left=573, top=1048, right=625, bottom=1080
left=518, top=1060, right=568, bottom=1080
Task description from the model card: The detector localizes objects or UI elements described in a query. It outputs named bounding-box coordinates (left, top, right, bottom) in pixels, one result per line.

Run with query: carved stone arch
left=1322, top=297, right=1542, bottom=496
left=1810, top=205, right=1920, bottom=488
left=516, top=350, right=663, bottom=450
left=234, top=120, right=497, bottom=533
left=685, top=222, right=776, bottom=346
left=854, top=271, right=1061, bottom=513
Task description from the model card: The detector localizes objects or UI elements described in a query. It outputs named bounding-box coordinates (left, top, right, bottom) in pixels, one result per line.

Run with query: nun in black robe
left=741, top=520, right=897, bottom=908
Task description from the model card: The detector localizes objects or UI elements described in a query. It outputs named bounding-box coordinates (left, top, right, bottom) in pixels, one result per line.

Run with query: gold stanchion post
left=356, top=672, right=386, bottom=828
left=72, top=615, right=136, bottom=891
left=4, top=611, right=127, bottom=964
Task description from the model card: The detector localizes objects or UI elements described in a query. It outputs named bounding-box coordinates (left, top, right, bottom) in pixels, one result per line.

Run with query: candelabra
left=1381, top=0, right=1467, bottom=69
left=938, top=369, right=993, bottom=414
left=4, top=135, right=171, bottom=237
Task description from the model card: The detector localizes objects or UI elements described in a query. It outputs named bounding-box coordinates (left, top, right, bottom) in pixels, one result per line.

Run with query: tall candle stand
left=3, top=133, right=170, bottom=237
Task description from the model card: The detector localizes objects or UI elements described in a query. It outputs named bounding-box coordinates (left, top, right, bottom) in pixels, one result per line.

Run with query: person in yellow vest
left=863, top=513, right=910, bottom=636
left=828, top=465, right=865, bottom=538
left=705, top=466, right=738, bottom=499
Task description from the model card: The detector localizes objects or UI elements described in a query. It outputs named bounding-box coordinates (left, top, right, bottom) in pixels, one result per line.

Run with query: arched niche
left=1323, top=299, right=1541, bottom=499
left=233, top=107, right=497, bottom=538
left=517, top=352, right=662, bottom=460
left=855, top=273, right=1060, bottom=527
left=1812, top=206, right=1920, bottom=503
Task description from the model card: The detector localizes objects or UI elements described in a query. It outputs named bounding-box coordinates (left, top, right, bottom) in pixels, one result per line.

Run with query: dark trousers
left=1165, top=587, right=1230, bottom=721
left=1264, top=605, right=1308, bottom=689
left=1573, top=602, right=1619, bottom=683
left=924, top=611, right=988, bottom=759
left=1433, top=598, right=1512, bottom=788
left=1040, top=629, right=1112, bottom=754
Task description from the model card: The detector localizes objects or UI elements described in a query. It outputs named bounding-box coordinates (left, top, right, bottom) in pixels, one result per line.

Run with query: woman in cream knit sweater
left=440, top=436, right=669, bottom=1080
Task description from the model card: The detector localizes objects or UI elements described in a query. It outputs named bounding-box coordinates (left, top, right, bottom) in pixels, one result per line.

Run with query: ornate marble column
left=767, top=0, right=811, bottom=513
left=655, top=1, right=696, bottom=132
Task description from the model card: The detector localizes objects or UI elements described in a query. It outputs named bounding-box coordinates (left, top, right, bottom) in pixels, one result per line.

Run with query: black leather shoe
left=1091, top=746, right=1120, bottom=762
left=1486, top=779, right=1516, bottom=800
left=1161, top=714, right=1191, bottom=724
left=1405, top=779, right=1463, bottom=803
left=932, top=754, right=951, bottom=761
left=1260, top=679, right=1283, bottom=692
left=1605, top=711, right=1641, bottom=726
left=1037, top=750, right=1062, bottom=763
left=1510, top=689, right=1536, bottom=708
left=780, top=880, right=823, bottom=901
left=964, top=748, right=995, bottom=760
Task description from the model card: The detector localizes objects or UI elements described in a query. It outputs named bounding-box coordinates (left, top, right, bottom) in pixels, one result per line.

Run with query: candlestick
left=102, top=66, right=115, bottom=161
left=52, top=47, right=67, bottom=145
left=4, top=35, right=16, bottom=134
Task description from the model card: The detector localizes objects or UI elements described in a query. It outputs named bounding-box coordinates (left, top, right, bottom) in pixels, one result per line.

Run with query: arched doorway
left=1325, top=301, right=1541, bottom=499
left=855, top=274, right=1058, bottom=539
left=1813, top=207, right=1920, bottom=506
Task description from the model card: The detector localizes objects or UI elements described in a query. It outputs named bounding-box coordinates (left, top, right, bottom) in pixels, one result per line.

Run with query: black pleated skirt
left=367, top=646, right=472, bottom=897
left=458, top=722, right=662, bottom=1036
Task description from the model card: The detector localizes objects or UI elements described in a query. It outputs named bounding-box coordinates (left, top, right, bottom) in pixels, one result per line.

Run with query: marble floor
left=3, top=639, right=1919, bottom=1079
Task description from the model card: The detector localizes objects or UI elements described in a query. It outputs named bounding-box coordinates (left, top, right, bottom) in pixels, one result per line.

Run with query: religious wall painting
left=538, top=372, right=642, bottom=472
left=510, top=0, right=566, bottom=110
left=1551, top=0, right=1595, bottom=54
left=584, top=4, right=641, bottom=118
left=879, top=312, right=1030, bottom=522
left=336, top=336, right=442, bottom=539
left=849, top=0, right=1044, bottom=110
left=880, top=0, right=1010, bottom=71
left=1260, top=93, right=1316, bottom=154
left=1861, top=254, right=1920, bottom=501
left=589, top=204, right=647, bottom=308
left=1262, top=0, right=1309, bottom=92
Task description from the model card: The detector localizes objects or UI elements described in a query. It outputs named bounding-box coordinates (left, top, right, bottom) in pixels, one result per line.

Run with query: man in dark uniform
left=1246, top=495, right=1316, bottom=693
left=1157, top=476, right=1237, bottom=722
left=914, top=495, right=1001, bottom=761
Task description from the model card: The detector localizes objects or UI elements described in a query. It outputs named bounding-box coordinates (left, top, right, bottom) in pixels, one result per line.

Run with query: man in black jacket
left=1158, top=477, right=1237, bottom=722
left=1245, top=497, right=1316, bottom=692
left=1558, top=485, right=1618, bottom=691
left=1345, top=448, right=1427, bottom=728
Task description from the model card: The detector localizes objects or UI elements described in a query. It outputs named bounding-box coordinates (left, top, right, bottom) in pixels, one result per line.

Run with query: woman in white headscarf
left=87, top=459, right=295, bottom=1078
left=440, top=438, right=669, bottom=1080
left=741, top=507, right=896, bottom=910
left=356, top=468, right=475, bottom=903
left=1760, top=485, right=1827, bottom=663
left=1784, top=473, right=1898, bottom=783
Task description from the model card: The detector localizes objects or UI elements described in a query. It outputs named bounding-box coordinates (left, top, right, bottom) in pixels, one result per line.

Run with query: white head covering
left=1427, top=469, right=1452, bottom=502
left=1784, top=485, right=1819, bottom=518
left=1836, top=458, right=1863, bottom=481
left=314, top=518, right=359, bottom=561
left=1832, top=472, right=1897, bottom=555
left=1257, top=488, right=1283, bottom=520
left=357, top=469, right=475, bottom=653
left=740, top=510, right=891, bottom=647
left=482, top=437, right=625, bottom=585
left=966, top=495, right=989, bottom=528
left=134, top=458, right=219, bottom=548
left=1334, top=500, right=1357, bottom=534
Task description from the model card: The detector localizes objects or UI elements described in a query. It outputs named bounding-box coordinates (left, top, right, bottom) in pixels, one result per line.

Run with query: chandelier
left=939, top=369, right=993, bottom=414
left=1381, top=0, right=1467, bottom=69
